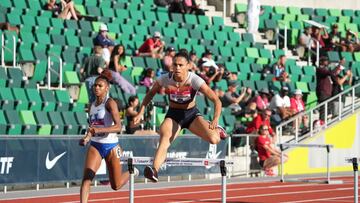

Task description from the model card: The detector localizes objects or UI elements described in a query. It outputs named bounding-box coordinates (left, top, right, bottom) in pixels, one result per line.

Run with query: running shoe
left=133, top=167, right=139, bottom=177
left=207, top=121, right=228, bottom=140
left=144, top=166, right=158, bottom=182
left=265, top=168, right=275, bottom=176
left=217, top=125, right=228, bottom=140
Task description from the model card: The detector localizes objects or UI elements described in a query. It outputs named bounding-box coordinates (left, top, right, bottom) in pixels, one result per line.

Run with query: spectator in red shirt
left=137, top=32, right=165, bottom=58
left=255, top=125, right=287, bottom=176
left=290, top=89, right=309, bottom=132
left=255, top=88, right=270, bottom=111
left=246, top=109, right=276, bottom=142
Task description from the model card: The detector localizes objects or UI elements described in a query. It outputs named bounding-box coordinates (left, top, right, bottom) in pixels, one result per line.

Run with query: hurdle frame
left=345, top=157, right=358, bottom=203
left=124, top=157, right=233, bottom=203
left=278, top=143, right=342, bottom=184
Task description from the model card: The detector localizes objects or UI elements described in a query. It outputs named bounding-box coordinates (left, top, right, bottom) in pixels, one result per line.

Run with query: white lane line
left=282, top=195, right=354, bottom=203
left=169, top=187, right=354, bottom=203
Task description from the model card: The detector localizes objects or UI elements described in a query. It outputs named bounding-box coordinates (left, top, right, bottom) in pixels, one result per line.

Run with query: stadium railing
left=276, top=82, right=360, bottom=143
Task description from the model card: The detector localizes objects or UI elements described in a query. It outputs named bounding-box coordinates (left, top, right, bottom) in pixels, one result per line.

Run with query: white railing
left=276, top=82, right=360, bottom=144
left=1, top=33, right=16, bottom=67
left=307, top=38, right=320, bottom=67
left=276, top=25, right=288, bottom=53
left=39, top=54, right=63, bottom=90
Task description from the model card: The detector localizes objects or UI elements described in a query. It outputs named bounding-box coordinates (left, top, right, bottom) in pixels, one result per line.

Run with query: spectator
left=272, top=55, right=290, bottom=82
left=163, top=46, right=176, bottom=72
left=221, top=81, right=248, bottom=113
left=269, top=86, right=294, bottom=121
left=125, top=96, right=142, bottom=134
left=44, top=0, right=78, bottom=20
left=290, top=89, right=309, bottom=132
left=183, top=0, right=205, bottom=15
left=0, top=23, right=19, bottom=34
left=138, top=32, right=165, bottom=59
left=297, top=26, right=313, bottom=59
left=189, top=51, right=200, bottom=72
left=198, top=61, right=222, bottom=85
left=246, top=109, right=276, bottom=142
left=341, top=29, right=360, bottom=52
left=93, top=24, right=116, bottom=66
left=316, top=57, right=333, bottom=120
left=140, top=68, right=155, bottom=89
left=331, top=58, right=353, bottom=116
left=168, top=0, right=186, bottom=14
left=198, top=49, right=219, bottom=70
left=255, top=88, right=270, bottom=111
left=108, top=45, right=136, bottom=95
left=311, top=26, right=329, bottom=55
left=79, top=46, right=106, bottom=102
left=326, top=24, right=342, bottom=51
left=316, top=57, right=333, bottom=103
left=246, top=0, right=262, bottom=33
left=255, top=125, right=287, bottom=176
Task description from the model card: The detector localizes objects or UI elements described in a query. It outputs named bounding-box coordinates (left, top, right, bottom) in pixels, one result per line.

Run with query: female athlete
left=79, top=70, right=138, bottom=202
left=133, top=52, right=227, bottom=182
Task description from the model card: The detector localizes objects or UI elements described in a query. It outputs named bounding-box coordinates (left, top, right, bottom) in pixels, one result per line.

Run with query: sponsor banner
left=0, top=136, right=227, bottom=184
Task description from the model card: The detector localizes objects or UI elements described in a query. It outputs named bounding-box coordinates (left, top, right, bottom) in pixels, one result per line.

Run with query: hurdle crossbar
left=345, top=157, right=359, bottom=203
left=278, top=143, right=342, bottom=184
left=124, top=157, right=233, bottom=203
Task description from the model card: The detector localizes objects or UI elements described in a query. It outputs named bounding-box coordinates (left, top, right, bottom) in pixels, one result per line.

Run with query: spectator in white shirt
left=269, top=86, right=295, bottom=120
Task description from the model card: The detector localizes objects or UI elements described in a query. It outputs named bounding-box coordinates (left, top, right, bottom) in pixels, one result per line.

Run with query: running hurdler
left=134, top=52, right=227, bottom=182
left=79, top=70, right=138, bottom=203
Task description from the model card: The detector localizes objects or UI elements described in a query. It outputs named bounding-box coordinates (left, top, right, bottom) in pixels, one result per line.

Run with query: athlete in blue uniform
left=79, top=70, right=138, bottom=202
left=134, top=52, right=227, bottom=182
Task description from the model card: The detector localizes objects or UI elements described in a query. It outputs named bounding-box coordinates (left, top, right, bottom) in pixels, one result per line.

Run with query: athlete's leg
left=188, top=116, right=220, bottom=144
left=105, top=145, right=129, bottom=190
left=153, top=118, right=181, bottom=171
left=80, top=146, right=102, bottom=203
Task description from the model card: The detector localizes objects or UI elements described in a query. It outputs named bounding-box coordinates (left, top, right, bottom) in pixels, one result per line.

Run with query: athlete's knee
left=111, top=183, right=123, bottom=191
left=209, top=135, right=220, bottom=144
left=82, top=168, right=96, bottom=182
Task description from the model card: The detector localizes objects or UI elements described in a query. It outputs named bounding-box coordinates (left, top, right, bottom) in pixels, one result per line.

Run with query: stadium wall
left=283, top=112, right=360, bottom=175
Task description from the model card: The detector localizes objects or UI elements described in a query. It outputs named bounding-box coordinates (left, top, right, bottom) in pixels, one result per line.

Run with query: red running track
left=1, top=177, right=358, bottom=203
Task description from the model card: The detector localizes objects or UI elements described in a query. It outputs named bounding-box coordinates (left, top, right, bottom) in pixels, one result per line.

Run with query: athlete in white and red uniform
left=134, top=52, right=227, bottom=183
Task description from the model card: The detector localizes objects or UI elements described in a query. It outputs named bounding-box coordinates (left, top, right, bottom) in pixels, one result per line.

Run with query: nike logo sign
left=45, top=151, right=66, bottom=170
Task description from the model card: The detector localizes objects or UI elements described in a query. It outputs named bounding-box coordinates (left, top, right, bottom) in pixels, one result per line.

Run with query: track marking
left=169, top=187, right=354, bottom=203
left=282, top=196, right=354, bottom=203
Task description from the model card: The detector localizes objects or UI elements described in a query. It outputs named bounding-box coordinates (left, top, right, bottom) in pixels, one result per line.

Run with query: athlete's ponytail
left=96, top=69, right=112, bottom=84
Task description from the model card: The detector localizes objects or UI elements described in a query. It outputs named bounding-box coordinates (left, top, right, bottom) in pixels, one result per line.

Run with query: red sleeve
left=246, top=115, right=261, bottom=133
left=290, top=98, right=297, bottom=111
left=138, top=39, right=154, bottom=53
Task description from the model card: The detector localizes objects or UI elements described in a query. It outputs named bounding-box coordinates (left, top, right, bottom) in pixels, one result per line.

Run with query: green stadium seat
left=198, top=15, right=210, bottom=25
left=40, top=89, right=57, bottom=112
left=6, top=13, right=21, bottom=26
left=21, top=15, right=36, bottom=27
left=341, top=52, right=353, bottom=62
left=342, top=9, right=354, bottom=17
left=12, top=88, right=29, bottom=111
left=212, top=16, right=224, bottom=26
left=300, top=74, right=314, bottom=83
left=48, top=111, right=65, bottom=135
left=50, top=18, right=65, bottom=29
left=202, top=30, right=215, bottom=41
left=288, top=7, right=302, bottom=15
left=242, top=80, right=256, bottom=91
left=55, top=90, right=71, bottom=111
left=61, top=111, right=82, bottom=135
left=0, top=110, right=7, bottom=134
left=4, top=110, right=22, bottom=135
left=20, top=110, right=37, bottom=135
left=8, top=68, right=26, bottom=88
left=303, top=65, right=316, bottom=75
left=296, top=82, right=309, bottom=93
left=0, top=67, right=7, bottom=87
left=301, top=8, right=314, bottom=16
left=34, top=111, right=52, bottom=135
left=306, top=91, right=318, bottom=109
left=329, top=9, right=341, bottom=17
left=246, top=48, right=259, bottom=58
left=0, top=0, right=12, bottom=8
left=315, top=8, right=328, bottom=16
left=0, top=87, right=15, bottom=110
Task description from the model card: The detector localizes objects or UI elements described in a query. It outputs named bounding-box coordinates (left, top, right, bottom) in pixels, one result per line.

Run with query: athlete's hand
left=79, top=127, right=95, bottom=146
left=208, top=120, right=218, bottom=130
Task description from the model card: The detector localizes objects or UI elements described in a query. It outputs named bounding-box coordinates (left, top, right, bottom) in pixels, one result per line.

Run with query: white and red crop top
left=156, top=72, right=205, bottom=104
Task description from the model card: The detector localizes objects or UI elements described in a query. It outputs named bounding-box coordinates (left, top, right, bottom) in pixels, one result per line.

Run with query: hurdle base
left=281, top=179, right=343, bottom=184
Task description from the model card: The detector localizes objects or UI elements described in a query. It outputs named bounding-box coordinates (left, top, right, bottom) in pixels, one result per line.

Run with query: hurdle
left=121, top=157, right=234, bottom=203
left=345, top=157, right=359, bottom=203
left=278, top=143, right=342, bottom=184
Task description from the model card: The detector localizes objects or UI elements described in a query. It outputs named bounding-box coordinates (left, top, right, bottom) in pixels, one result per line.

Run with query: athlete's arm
left=199, top=83, right=222, bottom=129
left=133, top=81, right=161, bottom=124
